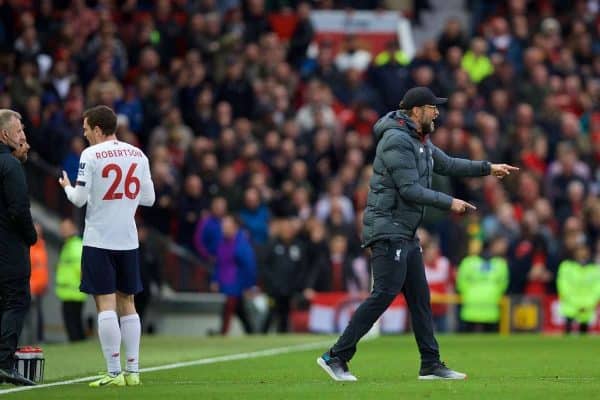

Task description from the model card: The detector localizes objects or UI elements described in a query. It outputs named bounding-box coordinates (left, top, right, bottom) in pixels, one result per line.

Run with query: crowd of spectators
left=1, top=0, right=599, bottom=332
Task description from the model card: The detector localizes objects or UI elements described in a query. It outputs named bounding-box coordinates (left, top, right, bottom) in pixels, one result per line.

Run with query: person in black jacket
left=0, top=109, right=37, bottom=386
left=260, top=218, right=307, bottom=333
left=317, top=87, right=518, bottom=382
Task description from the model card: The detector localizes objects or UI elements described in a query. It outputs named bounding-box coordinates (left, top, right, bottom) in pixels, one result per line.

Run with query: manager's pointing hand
left=490, top=163, right=519, bottom=179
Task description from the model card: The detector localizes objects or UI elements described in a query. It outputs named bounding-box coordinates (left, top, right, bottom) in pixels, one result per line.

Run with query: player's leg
left=403, top=242, right=465, bottom=380
left=402, top=241, right=439, bottom=365
left=114, top=248, right=144, bottom=386
left=81, top=246, right=125, bottom=387
left=116, top=292, right=141, bottom=385
left=318, top=239, right=405, bottom=381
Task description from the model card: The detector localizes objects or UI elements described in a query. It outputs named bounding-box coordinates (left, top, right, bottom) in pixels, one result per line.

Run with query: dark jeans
left=331, top=238, right=440, bottom=366
left=0, top=278, right=30, bottom=370
left=262, top=295, right=291, bottom=333
left=62, top=301, right=86, bottom=342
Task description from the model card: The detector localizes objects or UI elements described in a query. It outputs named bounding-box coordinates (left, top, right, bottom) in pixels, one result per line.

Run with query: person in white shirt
left=59, top=105, right=155, bottom=388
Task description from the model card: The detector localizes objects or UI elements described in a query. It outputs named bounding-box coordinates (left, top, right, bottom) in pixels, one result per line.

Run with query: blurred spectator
left=456, top=235, right=509, bottom=333
left=176, top=175, right=209, bottom=250
left=261, top=218, right=306, bottom=333
left=194, top=196, right=228, bottom=261
left=149, top=107, right=194, bottom=167
left=29, top=223, right=49, bottom=342
left=557, top=239, right=600, bottom=335
left=243, top=0, right=271, bottom=44
left=419, top=228, right=453, bottom=333
left=55, top=218, right=86, bottom=342
left=216, top=57, right=256, bottom=119
left=62, top=136, right=86, bottom=184
left=286, top=2, right=314, bottom=68
left=335, top=34, right=372, bottom=73
left=374, top=39, right=410, bottom=68
left=461, top=37, right=494, bottom=83
left=210, top=215, right=257, bottom=335
left=44, top=57, right=78, bottom=102
left=304, top=234, right=369, bottom=296
left=135, top=225, right=162, bottom=330
left=437, top=18, right=469, bottom=57
left=507, top=211, right=553, bottom=295
left=86, top=57, right=124, bottom=106
left=9, top=58, right=42, bottom=110
left=315, top=179, right=354, bottom=224
left=239, top=187, right=270, bottom=246
left=143, top=161, right=177, bottom=234
left=214, top=164, right=244, bottom=212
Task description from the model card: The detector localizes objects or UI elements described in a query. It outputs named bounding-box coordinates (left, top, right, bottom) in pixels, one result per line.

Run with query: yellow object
left=89, top=373, right=126, bottom=387
left=429, top=293, right=511, bottom=335
left=461, top=51, right=494, bottom=83
left=374, top=50, right=410, bottom=66
left=125, top=372, right=141, bottom=386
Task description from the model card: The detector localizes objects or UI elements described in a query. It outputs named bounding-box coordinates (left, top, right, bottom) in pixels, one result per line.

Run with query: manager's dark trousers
left=331, top=239, right=440, bottom=366
left=0, top=278, right=31, bottom=370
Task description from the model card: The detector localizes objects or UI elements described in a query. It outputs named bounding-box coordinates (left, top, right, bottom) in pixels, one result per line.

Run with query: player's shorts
left=80, top=246, right=143, bottom=295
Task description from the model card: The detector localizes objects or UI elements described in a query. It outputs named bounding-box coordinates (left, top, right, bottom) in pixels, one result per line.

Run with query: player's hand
left=58, top=170, right=72, bottom=188
left=209, top=282, right=219, bottom=293
left=490, top=163, right=519, bottom=179
left=450, top=198, right=477, bottom=213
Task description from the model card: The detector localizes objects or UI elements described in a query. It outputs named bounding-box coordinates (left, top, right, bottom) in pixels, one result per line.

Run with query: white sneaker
left=418, top=362, right=467, bottom=380
left=317, top=353, right=357, bottom=382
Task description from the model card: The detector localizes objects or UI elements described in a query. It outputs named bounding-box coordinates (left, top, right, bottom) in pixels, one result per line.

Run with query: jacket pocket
left=375, top=191, right=395, bottom=210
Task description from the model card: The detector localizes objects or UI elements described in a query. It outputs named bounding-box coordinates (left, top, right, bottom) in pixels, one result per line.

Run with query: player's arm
left=138, top=156, right=155, bottom=207
left=59, top=151, right=91, bottom=208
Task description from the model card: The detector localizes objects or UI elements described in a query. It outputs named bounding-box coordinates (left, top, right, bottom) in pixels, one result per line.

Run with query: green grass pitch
left=1, top=334, right=599, bottom=399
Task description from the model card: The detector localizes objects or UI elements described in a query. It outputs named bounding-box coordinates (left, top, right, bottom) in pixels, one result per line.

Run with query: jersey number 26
left=102, top=163, right=141, bottom=200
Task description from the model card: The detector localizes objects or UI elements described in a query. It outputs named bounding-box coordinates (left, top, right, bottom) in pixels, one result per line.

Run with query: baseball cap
left=399, top=87, right=447, bottom=109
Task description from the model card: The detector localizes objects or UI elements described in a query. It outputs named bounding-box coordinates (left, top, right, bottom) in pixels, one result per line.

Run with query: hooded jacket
left=362, top=111, right=491, bottom=246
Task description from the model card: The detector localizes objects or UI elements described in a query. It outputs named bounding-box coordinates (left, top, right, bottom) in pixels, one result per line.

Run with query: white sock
left=97, top=310, right=122, bottom=375
left=120, top=314, right=141, bottom=373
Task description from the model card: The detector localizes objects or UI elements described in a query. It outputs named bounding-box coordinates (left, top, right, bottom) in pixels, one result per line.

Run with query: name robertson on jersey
left=95, top=149, right=143, bottom=159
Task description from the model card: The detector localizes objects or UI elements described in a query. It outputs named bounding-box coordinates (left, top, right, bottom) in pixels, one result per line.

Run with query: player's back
left=80, top=140, right=154, bottom=250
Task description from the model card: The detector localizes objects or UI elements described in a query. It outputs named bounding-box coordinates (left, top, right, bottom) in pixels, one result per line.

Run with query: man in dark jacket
left=261, top=218, right=307, bottom=333
left=317, top=87, right=518, bottom=381
left=0, top=109, right=37, bottom=386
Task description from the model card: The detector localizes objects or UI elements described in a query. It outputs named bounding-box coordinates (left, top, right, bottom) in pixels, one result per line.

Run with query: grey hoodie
left=361, top=111, right=491, bottom=246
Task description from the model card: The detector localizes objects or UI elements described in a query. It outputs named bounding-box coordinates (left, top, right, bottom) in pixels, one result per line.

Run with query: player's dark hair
left=83, top=105, right=117, bottom=136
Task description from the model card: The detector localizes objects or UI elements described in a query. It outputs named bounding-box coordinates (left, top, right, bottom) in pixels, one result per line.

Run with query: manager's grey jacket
left=362, top=111, right=491, bottom=247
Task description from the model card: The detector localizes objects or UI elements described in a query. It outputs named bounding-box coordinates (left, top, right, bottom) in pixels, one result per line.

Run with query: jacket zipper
left=413, top=143, right=429, bottom=237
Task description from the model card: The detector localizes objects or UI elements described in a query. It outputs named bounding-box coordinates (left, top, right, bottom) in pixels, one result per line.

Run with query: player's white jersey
left=64, top=140, right=155, bottom=250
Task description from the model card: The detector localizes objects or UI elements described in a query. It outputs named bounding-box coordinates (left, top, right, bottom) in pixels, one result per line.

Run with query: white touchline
left=0, top=340, right=334, bottom=396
